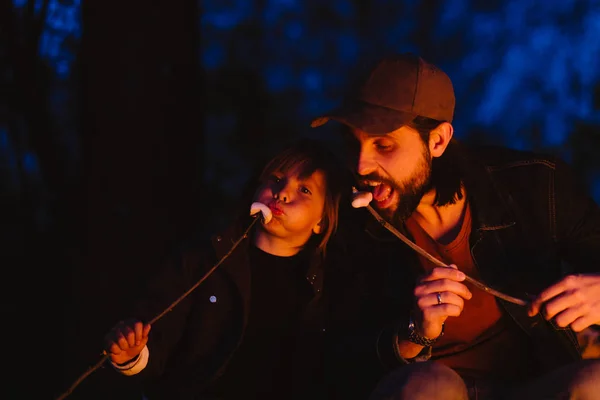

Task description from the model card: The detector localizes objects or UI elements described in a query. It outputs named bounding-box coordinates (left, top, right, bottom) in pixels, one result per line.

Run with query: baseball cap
left=311, top=53, right=455, bottom=135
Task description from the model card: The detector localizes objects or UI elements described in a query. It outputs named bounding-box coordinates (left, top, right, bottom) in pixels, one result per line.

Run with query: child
left=104, top=138, right=351, bottom=399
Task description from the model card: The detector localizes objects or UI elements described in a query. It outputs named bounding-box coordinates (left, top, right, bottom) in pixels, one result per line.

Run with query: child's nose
left=274, top=184, right=292, bottom=202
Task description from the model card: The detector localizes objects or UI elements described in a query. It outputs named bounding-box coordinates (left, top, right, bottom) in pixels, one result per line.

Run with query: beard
left=364, top=146, right=432, bottom=226
left=389, top=162, right=431, bottom=226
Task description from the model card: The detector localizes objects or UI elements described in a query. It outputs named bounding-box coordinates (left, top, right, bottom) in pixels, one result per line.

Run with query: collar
left=211, top=217, right=324, bottom=295
left=459, top=144, right=516, bottom=232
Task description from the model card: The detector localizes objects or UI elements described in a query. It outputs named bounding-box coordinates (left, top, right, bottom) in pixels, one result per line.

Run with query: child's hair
left=252, top=138, right=350, bottom=257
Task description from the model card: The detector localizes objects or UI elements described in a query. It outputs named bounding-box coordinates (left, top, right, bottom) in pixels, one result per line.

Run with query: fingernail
left=135, top=341, right=140, bottom=346
left=458, top=272, right=466, bottom=280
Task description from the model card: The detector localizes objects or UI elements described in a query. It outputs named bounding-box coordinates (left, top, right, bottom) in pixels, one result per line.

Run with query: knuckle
left=554, top=316, right=569, bottom=328
left=437, top=279, right=450, bottom=289
left=413, top=287, right=423, bottom=297
left=572, top=289, right=585, bottom=302
left=416, top=297, right=428, bottom=309
left=441, top=304, right=453, bottom=315
left=451, top=305, right=463, bottom=317
left=570, top=322, right=584, bottom=332
left=564, top=275, right=578, bottom=287
left=431, top=268, right=444, bottom=278
left=541, top=305, right=550, bottom=318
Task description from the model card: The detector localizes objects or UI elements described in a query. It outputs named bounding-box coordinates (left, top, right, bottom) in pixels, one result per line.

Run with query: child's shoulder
left=172, top=221, right=249, bottom=262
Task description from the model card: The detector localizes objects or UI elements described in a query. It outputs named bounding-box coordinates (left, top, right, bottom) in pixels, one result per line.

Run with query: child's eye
left=300, top=186, right=312, bottom=195
left=269, top=175, right=281, bottom=183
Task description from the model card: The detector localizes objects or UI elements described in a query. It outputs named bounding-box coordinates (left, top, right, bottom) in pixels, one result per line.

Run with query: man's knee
left=569, top=359, right=600, bottom=399
left=369, top=362, right=468, bottom=400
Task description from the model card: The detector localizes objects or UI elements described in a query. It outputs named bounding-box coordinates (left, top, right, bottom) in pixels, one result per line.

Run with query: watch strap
left=407, top=316, right=444, bottom=346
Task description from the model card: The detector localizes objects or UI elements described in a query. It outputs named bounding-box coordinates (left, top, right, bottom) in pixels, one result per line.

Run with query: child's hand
left=104, top=319, right=151, bottom=365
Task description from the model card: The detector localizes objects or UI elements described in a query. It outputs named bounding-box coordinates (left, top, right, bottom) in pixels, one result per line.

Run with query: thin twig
left=147, top=216, right=260, bottom=325
left=365, top=205, right=528, bottom=307
left=55, top=216, right=262, bottom=400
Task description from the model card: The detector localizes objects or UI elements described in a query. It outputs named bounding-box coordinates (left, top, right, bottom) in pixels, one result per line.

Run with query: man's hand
left=413, top=264, right=473, bottom=339
left=527, top=273, right=600, bottom=332
left=104, top=319, right=151, bottom=365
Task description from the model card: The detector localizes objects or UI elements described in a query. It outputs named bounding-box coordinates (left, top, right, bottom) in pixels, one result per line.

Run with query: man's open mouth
left=361, top=180, right=395, bottom=205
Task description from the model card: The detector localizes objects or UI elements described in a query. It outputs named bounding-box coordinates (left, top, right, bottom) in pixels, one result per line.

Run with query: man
left=312, top=53, right=600, bottom=399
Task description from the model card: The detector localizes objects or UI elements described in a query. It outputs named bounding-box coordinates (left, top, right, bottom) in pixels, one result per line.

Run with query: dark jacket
left=324, top=143, right=600, bottom=398
left=129, top=218, right=327, bottom=399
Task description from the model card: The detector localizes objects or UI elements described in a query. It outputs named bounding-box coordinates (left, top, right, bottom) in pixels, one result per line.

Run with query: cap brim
left=310, top=101, right=416, bottom=135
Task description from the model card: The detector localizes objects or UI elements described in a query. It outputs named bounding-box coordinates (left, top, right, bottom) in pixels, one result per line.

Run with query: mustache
left=357, top=173, right=397, bottom=189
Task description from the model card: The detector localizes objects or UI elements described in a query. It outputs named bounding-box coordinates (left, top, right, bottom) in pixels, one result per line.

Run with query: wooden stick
left=365, top=205, right=528, bottom=307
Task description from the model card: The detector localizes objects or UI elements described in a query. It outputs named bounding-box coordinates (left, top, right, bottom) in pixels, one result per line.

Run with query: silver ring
left=436, top=292, right=443, bottom=305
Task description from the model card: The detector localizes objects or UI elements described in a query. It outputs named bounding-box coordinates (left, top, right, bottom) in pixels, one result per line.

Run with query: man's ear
left=312, top=220, right=322, bottom=235
left=428, top=122, right=454, bottom=158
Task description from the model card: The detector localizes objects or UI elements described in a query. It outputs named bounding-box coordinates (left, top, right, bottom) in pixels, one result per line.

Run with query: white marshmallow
left=351, top=191, right=373, bottom=209
left=250, top=202, right=273, bottom=224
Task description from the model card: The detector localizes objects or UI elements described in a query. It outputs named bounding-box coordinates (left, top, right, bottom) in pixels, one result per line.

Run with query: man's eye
left=375, top=143, right=392, bottom=151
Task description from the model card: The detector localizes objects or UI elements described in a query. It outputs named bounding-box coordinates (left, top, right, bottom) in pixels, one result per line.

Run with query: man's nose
left=357, top=152, right=377, bottom=176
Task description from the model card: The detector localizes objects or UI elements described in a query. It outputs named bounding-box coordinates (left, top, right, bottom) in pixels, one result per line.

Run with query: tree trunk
left=59, top=1, right=203, bottom=398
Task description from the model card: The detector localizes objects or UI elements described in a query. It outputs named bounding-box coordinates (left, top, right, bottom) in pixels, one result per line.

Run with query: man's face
left=347, top=125, right=432, bottom=224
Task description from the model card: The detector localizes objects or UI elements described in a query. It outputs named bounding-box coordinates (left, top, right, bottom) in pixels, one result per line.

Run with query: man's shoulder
left=465, top=144, right=559, bottom=171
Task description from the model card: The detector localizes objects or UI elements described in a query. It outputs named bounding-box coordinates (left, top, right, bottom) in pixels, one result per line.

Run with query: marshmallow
left=351, top=191, right=373, bottom=209
left=250, top=202, right=273, bottom=224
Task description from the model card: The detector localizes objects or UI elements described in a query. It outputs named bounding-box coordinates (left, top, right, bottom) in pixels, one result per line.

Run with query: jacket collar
left=211, top=217, right=324, bottom=298
left=459, top=144, right=517, bottom=232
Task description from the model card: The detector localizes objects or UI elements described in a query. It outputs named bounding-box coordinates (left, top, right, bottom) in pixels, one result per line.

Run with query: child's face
left=254, top=165, right=326, bottom=246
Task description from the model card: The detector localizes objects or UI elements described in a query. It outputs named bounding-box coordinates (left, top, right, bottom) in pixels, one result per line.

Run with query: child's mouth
left=267, top=201, right=284, bottom=216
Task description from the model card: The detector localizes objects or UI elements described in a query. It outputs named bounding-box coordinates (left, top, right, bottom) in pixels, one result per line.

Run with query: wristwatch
left=407, top=316, right=444, bottom=346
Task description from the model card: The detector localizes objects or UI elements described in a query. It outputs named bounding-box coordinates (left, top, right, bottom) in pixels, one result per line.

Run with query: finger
left=570, top=315, right=598, bottom=333
left=104, top=330, right=119, bottom=345
left=142, top=323, right=151, bottom=338
left=552, top=303, right=587, bottom=329
left=107, top=342, right=123, bottom=356
left=422, top=303, right=463, bottom=320
left=417, top=291, right=465, bottom=311
left=104, top=322, right=125, bottom=344
left=133, top=322, right=144, bottom=346
left=540, top=290, right=583, bottom=321
left=528, top=275, right=580, bottom=316
left=122, top=325, right=137, bottom=347
left=421, top=266, right=466, bottom=283
left=415, top=279, right=472, bottom=300
left=117, top=333, right=130, bottom=350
